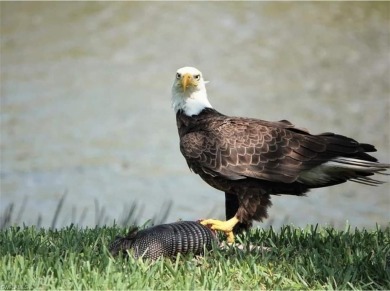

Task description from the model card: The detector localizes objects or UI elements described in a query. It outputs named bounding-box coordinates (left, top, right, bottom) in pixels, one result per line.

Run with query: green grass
left=0, top=224, right=389, bottom=290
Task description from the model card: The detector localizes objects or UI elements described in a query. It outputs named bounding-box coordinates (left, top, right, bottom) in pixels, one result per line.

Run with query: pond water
left=1, top=2, right=389, bottom=229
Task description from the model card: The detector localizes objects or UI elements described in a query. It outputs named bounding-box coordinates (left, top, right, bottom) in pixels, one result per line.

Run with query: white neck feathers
left=171, top=85, right=212, bottom=116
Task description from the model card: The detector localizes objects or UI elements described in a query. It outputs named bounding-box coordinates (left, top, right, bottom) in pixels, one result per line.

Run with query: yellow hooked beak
left=181, top=73, right=195, bottom=92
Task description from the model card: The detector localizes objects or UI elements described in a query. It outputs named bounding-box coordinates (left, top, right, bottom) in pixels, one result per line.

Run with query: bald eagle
left=171, top=66, right=389, bottom=242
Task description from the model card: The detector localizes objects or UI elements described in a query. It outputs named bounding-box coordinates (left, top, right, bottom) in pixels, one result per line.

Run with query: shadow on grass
left=0, top=193, right=173, bottom=230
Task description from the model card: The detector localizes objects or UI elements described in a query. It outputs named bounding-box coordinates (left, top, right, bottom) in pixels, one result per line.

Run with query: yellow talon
left=201, top=216, right=240, bottom=243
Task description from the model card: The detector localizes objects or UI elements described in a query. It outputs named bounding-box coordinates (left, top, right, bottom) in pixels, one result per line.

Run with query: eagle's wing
left=180, top=117, right=373, bottom=184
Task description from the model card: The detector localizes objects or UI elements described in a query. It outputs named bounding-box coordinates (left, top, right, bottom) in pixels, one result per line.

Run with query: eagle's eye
left=176, top=73, right=181, bottom=79
left=194, top=74, right=201, bottom=81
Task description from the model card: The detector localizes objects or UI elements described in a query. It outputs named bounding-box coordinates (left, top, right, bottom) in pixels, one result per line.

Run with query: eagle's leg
left=225, top=192, right=252, bottom=234
left=200, top=216, right=240, bottom=243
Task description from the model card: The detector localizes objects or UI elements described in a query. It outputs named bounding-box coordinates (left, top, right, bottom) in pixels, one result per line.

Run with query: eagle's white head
left=171, top=66, right=213, bottom=116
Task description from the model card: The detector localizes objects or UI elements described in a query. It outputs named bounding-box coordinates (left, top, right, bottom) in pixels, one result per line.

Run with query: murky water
left=1, top=2, right=389, bottom=229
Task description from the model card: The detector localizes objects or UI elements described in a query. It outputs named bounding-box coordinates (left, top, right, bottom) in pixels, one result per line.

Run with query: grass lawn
left=0, top=223, right=389, bottom=290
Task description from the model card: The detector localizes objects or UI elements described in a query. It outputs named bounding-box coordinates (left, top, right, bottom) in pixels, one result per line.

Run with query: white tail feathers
left=298, top=157, right=390, bottom=187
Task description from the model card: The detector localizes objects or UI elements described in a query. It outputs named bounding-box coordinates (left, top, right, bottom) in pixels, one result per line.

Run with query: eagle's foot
left=201, top=216, right=239, bottom=243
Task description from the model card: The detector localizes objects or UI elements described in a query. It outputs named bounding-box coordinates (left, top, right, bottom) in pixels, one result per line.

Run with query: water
left=1, top=2, right=389, bottom=229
